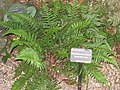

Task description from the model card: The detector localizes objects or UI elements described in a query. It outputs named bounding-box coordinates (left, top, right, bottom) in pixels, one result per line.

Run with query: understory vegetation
left=0, top=0, right=120, bottom=90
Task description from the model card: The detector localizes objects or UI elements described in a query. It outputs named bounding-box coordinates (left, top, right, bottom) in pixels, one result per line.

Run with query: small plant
left=0, top=0, right=119, bottom=90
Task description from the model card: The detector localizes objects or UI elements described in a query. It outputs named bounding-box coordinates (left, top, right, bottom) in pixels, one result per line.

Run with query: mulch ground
left=0, top=56, right=120, bottom=90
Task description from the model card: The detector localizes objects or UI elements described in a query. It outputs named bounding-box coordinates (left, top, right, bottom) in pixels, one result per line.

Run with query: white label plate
left=70, top=48, right=92, bottom=63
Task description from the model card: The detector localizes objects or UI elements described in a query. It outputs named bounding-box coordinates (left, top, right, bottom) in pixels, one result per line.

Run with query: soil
left=0, top=58, right=18, bottom=90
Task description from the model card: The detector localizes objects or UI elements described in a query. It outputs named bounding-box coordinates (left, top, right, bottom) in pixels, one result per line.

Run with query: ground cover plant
left=0, top=0, right=120, bottom=90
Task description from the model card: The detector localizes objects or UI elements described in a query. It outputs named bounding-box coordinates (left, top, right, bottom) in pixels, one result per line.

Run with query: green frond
left=10, top=40, right=27, bottom=52
left=62, top=21, right=89, bottom=41
left=23, top=14, right=41, bottom=30
left=3, top=29, right=28, bottom=40
left=8, top=13, right=22, bottom=22
left=55, top=49, right=69, bottom=59
left=86, top=41, right=119, bottom=69
left=89, top=69, right=108, bottom=86
left=12, top=77, right=25, bottom=90
left=9, top=13, right=34, bottom=22
left=70, top=20, right=91, bottom=32
left=82, top=63, right=108, bottom=85
left=16, top=48, right=45, bottom=69
left=14, top=62, right=29, bottom=78
left=0, top=21, right=19, bottom=29
left=27, top=32, right=38, bottom=42
left=25, top=71, right=58, bottom=90
left=12, top=67, right=35, bottom=90
left=103, top=56, right=119, bottom=69
left=63, top=61, right=79, bottom=78
left=1, top=13, right=42, bottom=33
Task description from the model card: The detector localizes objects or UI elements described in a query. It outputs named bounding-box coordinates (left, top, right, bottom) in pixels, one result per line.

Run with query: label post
left=70, top=48, right=92, bottom=90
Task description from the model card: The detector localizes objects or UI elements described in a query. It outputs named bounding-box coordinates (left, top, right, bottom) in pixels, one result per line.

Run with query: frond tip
left=16, top=48, right=45, bottom=69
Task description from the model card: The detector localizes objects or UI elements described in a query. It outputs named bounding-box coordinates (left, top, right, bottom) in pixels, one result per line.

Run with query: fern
left=40, top=1, right=119, bottom=86
left=1, top=13, right=45, bottom=69
left=16, top=48, right=45, bottom=69
left=38, top=1, right=119, bottom=86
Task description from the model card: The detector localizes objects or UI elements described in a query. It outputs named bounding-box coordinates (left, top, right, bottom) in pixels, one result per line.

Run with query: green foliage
left=12, top=63, right=35, bottom=90
left=82, top=63, right=108, bottom=85
left=89, top=0, right=120, bottom=48
left=0, top=13, right=46, bottom=90
left=0, top=1, right=120, bottom=89
left=13, top=62, right=58, bottom=90
left=25, top=71, right=58, bottom=90
left=1, top=13, right=45, bottom=69
left=1, top=47, right=11, bottom=63
left=16, top=48, right=45, bottom=69
left=14, top=62, right=29, bottom=78
left=36, top=1, right=119, bottom=86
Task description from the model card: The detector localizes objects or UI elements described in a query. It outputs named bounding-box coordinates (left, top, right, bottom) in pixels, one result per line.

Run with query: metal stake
left=78, top=63, right=83, bottom=90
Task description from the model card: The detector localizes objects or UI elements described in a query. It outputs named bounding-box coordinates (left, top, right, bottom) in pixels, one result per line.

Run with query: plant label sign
left=70, top=48, right=92, bottom=63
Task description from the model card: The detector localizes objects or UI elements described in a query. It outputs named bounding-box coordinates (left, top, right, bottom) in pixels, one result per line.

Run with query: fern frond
left=63, top=61, right=79, bottom=78
left=19, top=14, right=42, bottom=34
left=12, top=67, right=35, bottom=90
left=27, top=32, right=37, bottom=42
left=86, top=41, right=119, bottom=69
left=12, top=77, right=25, bottom=90
left=1, top=13, right=42, bottom=34
left=14, top=62, right=29, bottom=78
left=0, top=20, right=19, bottom=30
left=25, top=71, right=58, bottom=90
left=3, top=29, right=28, bottom=40
left=70, top=20, right=91, bottom=32
left=10, top=40, right=27, bottom=52
left=89, top=68, right=108, bottom=86
left=16, top=48, right=45, bottom=69
left=82, top=63, right=108, bottom=86
left=103, top=56, right=119, bottom=69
